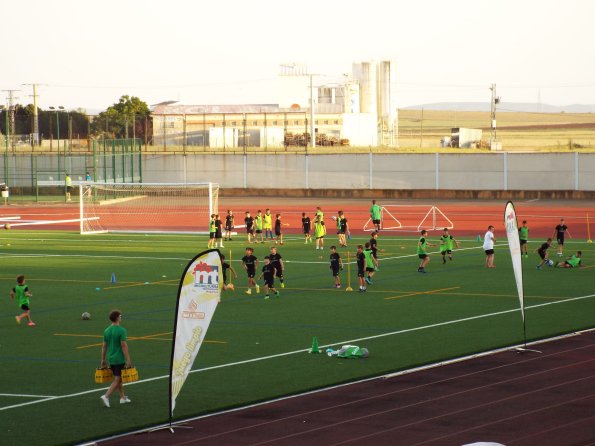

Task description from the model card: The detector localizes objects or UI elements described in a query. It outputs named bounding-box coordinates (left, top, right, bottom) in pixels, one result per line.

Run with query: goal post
left=79, top=182, right=219, bottom=234
left=363, top=204, right=453, bottom=232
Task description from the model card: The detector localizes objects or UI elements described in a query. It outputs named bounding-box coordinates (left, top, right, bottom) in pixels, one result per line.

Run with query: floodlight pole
left=309, top=74, right=316, bottom=148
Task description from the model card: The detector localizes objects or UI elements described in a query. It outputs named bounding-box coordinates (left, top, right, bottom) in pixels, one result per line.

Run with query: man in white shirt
left=483, top=225, right=496, bottom=268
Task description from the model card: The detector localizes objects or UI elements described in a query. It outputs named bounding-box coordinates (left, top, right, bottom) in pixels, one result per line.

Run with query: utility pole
left=490, top=83, right=500, bottom=145
left=310, top=73, right=316, bottom=148
left=22, top=83, right=45, bottom=147
left=1, top=90, right=20, bottom=151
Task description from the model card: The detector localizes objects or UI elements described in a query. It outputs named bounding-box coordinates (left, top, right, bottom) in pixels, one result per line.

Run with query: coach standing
left=100, top=309, right=132, bottom=408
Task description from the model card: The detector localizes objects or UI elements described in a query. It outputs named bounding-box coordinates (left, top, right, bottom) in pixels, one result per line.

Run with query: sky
left=3, top=0, right=595, bottom=112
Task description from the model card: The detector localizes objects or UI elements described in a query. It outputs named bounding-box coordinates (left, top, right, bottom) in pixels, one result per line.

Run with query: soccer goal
left=79, top=182, right=219, bottom=234
left=363, top=204, right=453, bottom=232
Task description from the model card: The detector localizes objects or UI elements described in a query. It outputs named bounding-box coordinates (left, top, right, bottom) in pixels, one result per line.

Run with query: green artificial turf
left=1, top=231, right=593, bottom=445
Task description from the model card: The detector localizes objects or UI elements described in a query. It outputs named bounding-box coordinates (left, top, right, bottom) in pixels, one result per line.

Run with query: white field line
left=7, top=217, right=98, bottom=227
left=1, top=292, right=593, bottom=413
left=0, top=393, right=58, bottom=398
left=0, top=216, right=21, bottom=221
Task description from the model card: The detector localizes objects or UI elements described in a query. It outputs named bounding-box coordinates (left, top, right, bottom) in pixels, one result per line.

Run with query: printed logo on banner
left=191, top=261, right=219, bottom=292
left=182, top=299, right=205, bottom=320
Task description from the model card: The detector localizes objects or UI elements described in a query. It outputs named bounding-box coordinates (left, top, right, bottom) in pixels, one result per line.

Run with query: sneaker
left=442, top=258, right=446, bottom=264
left=418, top=269, right=427, bottom=274
left=245, top=289, right=252, bottom=295
left=316, top=247, right=319, bottom=250
left=28, top=321, right=36, bottom=326
left=120, top=396, right=131, bottom=404
left=275, top=290, right=280, bottom=296
left=336, top=284, right=341, bottom=288
left=15, top=316, right=21, bottom=325
left=365, top=277, right=371, bottom=284
left=100, top=395, right=110, bottom=408
left=536, top=266, right=541, bottom=270
left=255, top=285, right=260, bottom=294
left=220, top=244, right=225, bottom=248
left=280, top=282, right=285, bottom=288
left=264, top=295, right=270, bottom=300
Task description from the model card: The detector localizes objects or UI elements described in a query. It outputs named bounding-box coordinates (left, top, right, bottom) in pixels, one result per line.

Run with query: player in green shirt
left=363, top=242, right=378, bottom=284
left=519, top=220, right=529, bottom=258
left=315, top=220, right=326, bottom=250
left=207, top=214, right=216, bottom=249
left=254, top=210, right=264, bottom=243
left=417, top=229, right=437, bottom=273
left=440, top=228, right=460, bottom=264
left=100, top=309, right=132, bottom=408
left=11, top=275, right=35, bottom=326
left=556, top=251, right=583, bottom=268
left=370, top=200, right=381, bottom=232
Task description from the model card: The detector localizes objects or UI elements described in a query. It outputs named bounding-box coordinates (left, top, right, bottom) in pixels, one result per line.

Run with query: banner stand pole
left=513, top=321, right=542, bottom=354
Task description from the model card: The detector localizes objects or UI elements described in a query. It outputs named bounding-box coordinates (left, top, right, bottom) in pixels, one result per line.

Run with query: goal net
left=363, top=204, right=453, bottom=232
left=79, top=182, right=219, bottom=234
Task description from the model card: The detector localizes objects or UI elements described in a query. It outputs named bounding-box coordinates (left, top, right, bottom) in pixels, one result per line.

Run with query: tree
left=92, top=95, right=150, bottom=139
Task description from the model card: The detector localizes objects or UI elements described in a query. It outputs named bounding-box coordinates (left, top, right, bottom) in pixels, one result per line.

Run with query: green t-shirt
left=363, top=249, right=374, bottom=268
left=103, top=324, right=127, bottom=365
left=255, top=215, right=263, bottom=230
left=263, top=214, right=272, bottom=229
left=65, top=176, right=72, bottom=187
left=315, top=222, right=325, bottom=238
left=13, top=284, right=30, bottom=307
left=370, top=204, right=381, bottom=220
left=519, top=226, right=529, bottom=241
left=417, top=237, right=427, bottom=255
left=209, top=220, right=216, bottom=233
left=316, top=210, right=324, bottom=222
left=567, top=255, right=581, bottom=267
left=440, top=235, right=454, bottom=251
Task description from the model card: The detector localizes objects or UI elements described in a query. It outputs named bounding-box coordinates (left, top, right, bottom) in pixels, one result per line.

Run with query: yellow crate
left=94, top=367, right=113, bottom=384
left=121, top=366, right=139, bottom=383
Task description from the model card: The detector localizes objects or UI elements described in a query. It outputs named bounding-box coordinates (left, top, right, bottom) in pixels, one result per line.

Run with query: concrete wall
left=4, top=152, right=595, bottom=192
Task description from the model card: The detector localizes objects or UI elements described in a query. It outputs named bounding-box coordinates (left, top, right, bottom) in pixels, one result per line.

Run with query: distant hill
left=401, top=102, right=595, bottom=113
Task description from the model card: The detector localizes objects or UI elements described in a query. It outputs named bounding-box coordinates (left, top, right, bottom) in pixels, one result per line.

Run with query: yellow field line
left=384, top=286, right=461, bottom=301
left=55, top=331, right=227, bottom=349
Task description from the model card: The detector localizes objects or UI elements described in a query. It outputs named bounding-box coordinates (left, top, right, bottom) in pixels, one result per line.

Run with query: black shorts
left=20, top=304, right=30, bottom=311
left=246, top=269, right=255, bottom=279
left=441, top=250, right=452, bottom=255
left=485, top=249, right=494, bottom=255
left=557, top=236, right=564, bottom=245
left=275, top=230, right=281, bottom=236
left=418, top=254, right=427, bottom=259
left=303, top=227, right=310, bottom=234
left=263, top=277, right=274, bottom=287
left=246, top=228, right=254, bottom=234
left=110, top=363, right=125, bottom=377
left=255, top=229, right=262, bottom=234
left=225, top=225, right=233, bottom=231
left=66, top=186, right=73, bottom=192
left=274, top=268, right=283, bottom=278
left=538, top=251, right=547, bottom=260
left=209, top=232, right=216, bottom=239
left=520, top=240, right=528, bottom=246
left=372, top=219, right=381, bottom=225
left=366, top=267, right=375, bottom=273
left=331, top=267, right=340, bottom=277
left=215, top=230, right=222, bottom=238
left=357, top=268, right=365, bottom=278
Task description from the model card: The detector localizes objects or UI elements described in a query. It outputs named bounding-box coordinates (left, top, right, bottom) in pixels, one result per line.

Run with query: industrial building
left=151, top=61, right=398, bottom=149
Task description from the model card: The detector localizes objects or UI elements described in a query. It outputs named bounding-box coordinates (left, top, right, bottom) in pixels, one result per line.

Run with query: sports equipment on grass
left=363, top=204, right=453, bottom=232
left=79, top=182, right=219, bottom=234
left=81, top=312, right=91, bottom=320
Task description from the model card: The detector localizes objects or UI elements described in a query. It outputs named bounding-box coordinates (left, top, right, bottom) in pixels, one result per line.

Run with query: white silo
left=352, top=61, right=377, bottom=114
left=376, top=60, right=398, bottom=147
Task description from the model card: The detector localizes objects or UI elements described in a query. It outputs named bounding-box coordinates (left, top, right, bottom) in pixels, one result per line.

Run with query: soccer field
left=1, top=229, right=593, bottom=446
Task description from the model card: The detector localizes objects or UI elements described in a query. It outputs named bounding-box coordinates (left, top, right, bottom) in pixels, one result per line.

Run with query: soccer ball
left=331, top=216, right=337, bottom=221
left=547, top=259, right=554, bottom=267
left=3, top=223, right=10, bottom=230
left=81, top=312, right=91, bottom=320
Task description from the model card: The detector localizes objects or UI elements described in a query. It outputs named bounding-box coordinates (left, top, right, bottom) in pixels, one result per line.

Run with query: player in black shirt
left=269, top=246, right=285, bottom=288
left=241, top=247, right=259, bottom=295
left=244, top=211, right=255, bottom=244
left=329, top=245, right=343, bottom=288
left=274, top=214, right=284, bottom=245
left=369, top=231, right=379, bottom=266
left=552, top=218, right=571, bottom=257
left=356, top=244, right=366, bottom=292
left=338, top=211, right=349, bottom=247
left=536, top=238, right=553, bottom=269
left=301, top=212, right=311, bottom=244
left=257, top=256, right=279, bottom=299
left=214, top=214, right=223, bottom=248
left=220, top=254, right=237, bottom=293
left=224, top=210, right=234, bottom=241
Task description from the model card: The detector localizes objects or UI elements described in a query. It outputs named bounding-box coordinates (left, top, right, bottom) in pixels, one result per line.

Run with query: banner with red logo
left=504, top=201, right=525, bottom=322
left=169, top=249, right=221, bottom=417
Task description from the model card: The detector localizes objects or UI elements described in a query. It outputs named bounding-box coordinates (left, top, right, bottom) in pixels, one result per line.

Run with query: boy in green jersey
left=315, top=219, right=327, bottom=250
left=363, top=242, right=378, bottom=284
left=556, top=251, right=583, bottom=268
left=254, top=210, right=264, bottom=243
left=207, top=214, right=216, bottom=249
left=11, top=275, right=35, bottom=326
left=263, top=209, right=273, bottom=241
left=100, top=310, right=132, bottom=407
left=440, top=228, right=460, bottom=264
left=417, top=229, right=437, bottom=273
left=519, top=220, right=529, bottom=258
left=370, top=200, right=381, bottom=232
